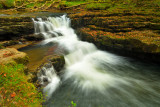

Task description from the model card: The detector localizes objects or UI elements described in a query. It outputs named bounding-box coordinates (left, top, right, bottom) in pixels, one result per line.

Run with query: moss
left=49, top=55, right=65, bottom=72
left=0, top=44, right=5, bottom=49
left=64, top=1, right=86, bottom=7
left=79, top=27, right=160, bottom=53
left=14, top=56, right=29, bottom=65
left=86, top=3, right=109, bottom=10
left=0, top=63, right=43, bottom=106
left=0, top=4, right=3, bottom=9
left=0, top=0, right=15, bottom=9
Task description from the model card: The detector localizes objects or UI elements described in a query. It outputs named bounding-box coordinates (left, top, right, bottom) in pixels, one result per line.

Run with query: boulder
left=0, top=17, right=34, bottom=41
left=24, top=34, right=44, bottom=41
left=28, top=55, right=65, bottom=83
left=0, top=48, right=29, bottom=65
left=37, top=55, right=65, bottom=73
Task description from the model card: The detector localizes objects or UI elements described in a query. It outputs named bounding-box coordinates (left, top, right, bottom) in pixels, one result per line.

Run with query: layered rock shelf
left=0, top=16, right=33, bottom=40
left=70, top=11, right=160, bottom=63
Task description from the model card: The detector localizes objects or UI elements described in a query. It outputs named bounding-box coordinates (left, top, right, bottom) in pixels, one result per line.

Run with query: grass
left=86, top=3, right=110, bottom=10
left=26, top=3, right=35, bottom=8
left=0, top=0, right=159, bottom=11
left=0, top=0, right=15, bottom=8
left=0, top=4, right=3, bottom=9
left=84, top=0, right=160, bottom=12
left=64, top=1, right=87, bottom=7
left=0, top=63, right=43, bottom=106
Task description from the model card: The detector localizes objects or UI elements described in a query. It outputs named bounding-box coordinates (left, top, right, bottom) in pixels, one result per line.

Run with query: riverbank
left=0, top=48, right=43, bottom=106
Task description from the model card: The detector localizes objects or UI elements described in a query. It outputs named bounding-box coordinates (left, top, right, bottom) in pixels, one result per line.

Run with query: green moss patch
left=0, top=63, right=43, bottom=106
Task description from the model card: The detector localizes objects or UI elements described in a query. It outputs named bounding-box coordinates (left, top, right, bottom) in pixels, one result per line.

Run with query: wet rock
left=70, top=11, right=160, bottom=63
left=49, top=55, right=65, bottom=72
left=38, top=55, right=65, bottom=73
left=28, top=55, right=65, bottom=83
left=70, top=11, right=160, bottom=33
left=79, top=28, right=160, bottom=63
left=37, top=62, right=54, bottom=87
left=34, top=55, right=64, bottom=87
left=24, top=34, right=44, bottom=41
left=2, top=40, right=19, bottom=47
left=0, top=48, right=29, bottom=65
left=0, top=17, right=34, bottom=41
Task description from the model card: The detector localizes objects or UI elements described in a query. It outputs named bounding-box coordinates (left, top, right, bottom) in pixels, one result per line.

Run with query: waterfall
left=33, top=15, right=160, bottom=106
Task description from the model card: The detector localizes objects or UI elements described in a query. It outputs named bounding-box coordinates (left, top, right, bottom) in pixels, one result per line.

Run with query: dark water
left=44, top=57, right=160, bottom=107
left=21, top=42, right=160, bottom=107
left=21, top=15, right=160, bottom=107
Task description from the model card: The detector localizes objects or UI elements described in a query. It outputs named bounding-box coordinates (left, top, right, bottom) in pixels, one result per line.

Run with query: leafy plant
left=68, top=100, right=76, bottom=107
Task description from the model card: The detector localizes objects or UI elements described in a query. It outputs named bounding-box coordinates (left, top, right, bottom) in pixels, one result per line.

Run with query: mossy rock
left=0, top=17, right=33, bottom=41
left=0, top=44, right=5, bottom=49
left=14, top=55, right=29, bottom=65
left=36, top=55, right=65, bottom=74
left=0, top=48, right=29, bottom=65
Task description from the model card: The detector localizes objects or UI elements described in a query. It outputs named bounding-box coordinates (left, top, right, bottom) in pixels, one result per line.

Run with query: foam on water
left=33, top=15, right=160, bottom=106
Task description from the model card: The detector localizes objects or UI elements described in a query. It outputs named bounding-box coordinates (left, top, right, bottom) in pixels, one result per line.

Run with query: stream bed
left=22, top=15, right=160, bottom=107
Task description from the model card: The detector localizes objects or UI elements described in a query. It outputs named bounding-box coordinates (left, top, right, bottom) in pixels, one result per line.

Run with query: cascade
left=32, top=15, right=160, bottom=107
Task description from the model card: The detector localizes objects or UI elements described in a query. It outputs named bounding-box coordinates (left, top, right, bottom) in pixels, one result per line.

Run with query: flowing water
left=32, top=15, right=160, bottom=107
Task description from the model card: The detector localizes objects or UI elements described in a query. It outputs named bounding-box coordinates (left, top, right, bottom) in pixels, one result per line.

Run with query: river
left=24, top=15, right=160, bottom=107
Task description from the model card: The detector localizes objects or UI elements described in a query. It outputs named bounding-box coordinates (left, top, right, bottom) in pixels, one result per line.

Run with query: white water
left=37, top=63, right=60, bottom=99
left=33, top=15, right=160, bottom=106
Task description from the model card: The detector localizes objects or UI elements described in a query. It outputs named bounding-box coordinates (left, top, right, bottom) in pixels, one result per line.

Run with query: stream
left=24, top=15, right=160, bottom=107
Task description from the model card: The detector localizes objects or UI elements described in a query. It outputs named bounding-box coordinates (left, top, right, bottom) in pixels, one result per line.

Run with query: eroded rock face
left=0, top=17, right=34, bottom=41
left=70, top=11, right=160, bottom=63
left=36, top=55, right=65, bottom=87
left=24, top=34, right=44, bottom=41
left=0, top=48, right=29, bottom=65
left=37, top=55, right=65, bottom=73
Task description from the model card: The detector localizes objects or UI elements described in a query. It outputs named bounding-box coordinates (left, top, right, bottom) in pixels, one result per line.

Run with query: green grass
left=0, top=4, right=3, bottom=9
left=26, top=3, right=35, bottom=8
left=1, top=0, right=15, bottom=8
left=86, top=3, right=110, bottom=10
left=0, top=63, right=43, bottom=106
left=84, top=0, right=160, bottom=11
left=64, top=1, right=87, bottom=7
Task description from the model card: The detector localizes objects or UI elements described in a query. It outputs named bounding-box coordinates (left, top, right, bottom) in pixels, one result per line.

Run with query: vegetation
left=0, top=0, right=15, bottom=9
left=64, top=1, right=86, bottom=7
left=0, top=44, right=5, bottom=49
left=0, top=0, right=159, bottom=11
left=0, top=63, right=43, bottom=106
